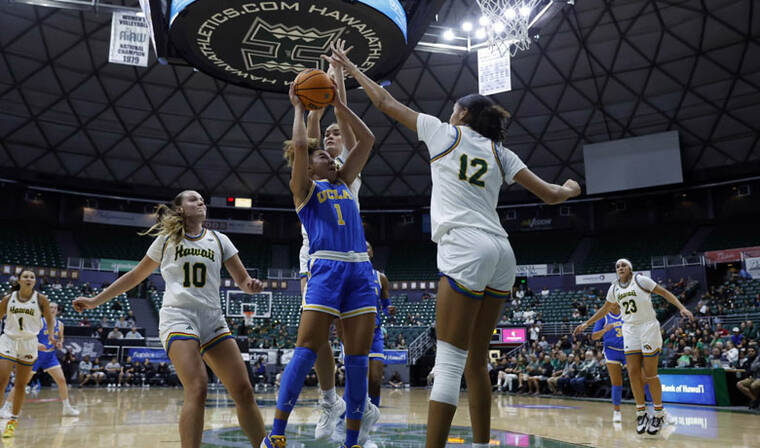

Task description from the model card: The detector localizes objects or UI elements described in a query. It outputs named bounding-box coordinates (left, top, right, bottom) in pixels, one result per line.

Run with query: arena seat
left=0, top=222, right=65, bottom=268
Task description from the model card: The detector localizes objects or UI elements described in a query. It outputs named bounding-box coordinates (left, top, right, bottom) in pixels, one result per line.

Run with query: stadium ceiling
left=1, top=0, right=758, bottom=207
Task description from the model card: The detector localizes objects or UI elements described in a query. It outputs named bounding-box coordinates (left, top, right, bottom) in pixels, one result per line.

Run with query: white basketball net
left=476, top=0, right=543, bottom=56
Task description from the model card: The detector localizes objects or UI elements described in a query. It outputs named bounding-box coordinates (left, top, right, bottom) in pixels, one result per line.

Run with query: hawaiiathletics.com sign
left=575, top=271, right=652, bottom=286
left=169, top=0, right=407, bottom=92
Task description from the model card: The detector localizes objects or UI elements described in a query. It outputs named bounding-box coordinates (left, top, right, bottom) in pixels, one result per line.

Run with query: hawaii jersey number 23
left=621, top=299, right=638, bottom=315
left=182, top=262, right=207, bottom=288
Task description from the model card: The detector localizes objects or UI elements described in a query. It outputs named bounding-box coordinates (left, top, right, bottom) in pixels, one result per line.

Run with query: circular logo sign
left=169, top=0, right=407, bottom=92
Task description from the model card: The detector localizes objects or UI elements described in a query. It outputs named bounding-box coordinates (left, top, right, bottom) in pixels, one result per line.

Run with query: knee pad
left=430, top=341, right=467, bottom=406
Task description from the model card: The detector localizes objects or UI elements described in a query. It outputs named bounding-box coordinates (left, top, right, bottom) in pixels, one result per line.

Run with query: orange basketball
left=293, top=69, right=335, bottom=110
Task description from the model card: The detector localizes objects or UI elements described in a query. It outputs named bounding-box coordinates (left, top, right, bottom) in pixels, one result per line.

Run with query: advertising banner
left=83, top=207, right=263, bottom=234
left=383, top=350, right=408, bottom=365
left=249, top=349, right=280, bottom=365
left=659, top=373, right=716, bottom=405
left=62, top=336, right=104, bottom=360
left=704, top=246, right=760, bottom=263
left=515, top=264, right=549, bottom=277
left=744, top=257, right=760, bottom=278
left=575, top=271, right=651, bottom=285
left=126, top=347, right=170, bottom=364
left=501, top=328, right=527, bottom=344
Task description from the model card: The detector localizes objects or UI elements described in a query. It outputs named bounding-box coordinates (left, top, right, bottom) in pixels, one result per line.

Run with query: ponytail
left=139, top=192, right=187, bottom=245
left=456, top=93, right=511, bottom=142
left=283, top=138, right=323, bottom=167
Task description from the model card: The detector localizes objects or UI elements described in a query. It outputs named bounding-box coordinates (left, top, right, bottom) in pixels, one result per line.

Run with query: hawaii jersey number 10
left=182, top=262, right=207, bottom=288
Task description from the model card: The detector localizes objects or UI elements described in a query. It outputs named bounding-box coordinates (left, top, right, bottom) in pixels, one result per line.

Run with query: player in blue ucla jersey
left=591, top=303, right=625, bottom=423
left=261, top=66, right=376, bottom=448
left=0, top=302, right=79, bottom=417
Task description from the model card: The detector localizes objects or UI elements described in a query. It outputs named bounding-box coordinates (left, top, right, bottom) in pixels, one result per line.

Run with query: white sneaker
left=62, top=403, right=80, bottom=416
left=314, top=397, right=345, bottom=440
left=358, top=401, right=381, bottom=444
left=331, top=417, right=346, bottom=443
left=613, top=410, right=622, bottom=423
left=0, top=403, right=11, bottom=419
left=364, top=440, right=378, bottom=448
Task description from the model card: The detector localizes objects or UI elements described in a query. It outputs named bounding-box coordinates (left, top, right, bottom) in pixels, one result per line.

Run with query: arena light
left=479, top=15, right=489, bottom=26
left=475, top=28, right=487, bottom=39
left=234, top=197, right=252, bottom=208
left=505, top=8, right=516, bottom=19
left=519, top=6, right=531, bottom=17
left=443, top=28, right=455, bottom=41
left=493, top=21, right=505, bottom=33
left=461, top=21, right=473, bottom=32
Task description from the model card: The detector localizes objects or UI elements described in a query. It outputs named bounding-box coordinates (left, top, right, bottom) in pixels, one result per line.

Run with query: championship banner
left=383, top=350, right=407, bottom=365
left=515, top=264, right=548, bottom=277
left=83, top=207, right=263, bottom=234
left=61, top=336, right=104, bottom=360
left=109, top=11, right=151, bottom=67
left=168, top=0, right=407, bottom=92
left=745, top=257, right=760, bottom=279
left=126, top=347, right=171, bottom=364
left=575, top=271, right=651, bottom=286
left=478, top=46, right=511, bottom=95
left=704, top=246, right=760, bottom=263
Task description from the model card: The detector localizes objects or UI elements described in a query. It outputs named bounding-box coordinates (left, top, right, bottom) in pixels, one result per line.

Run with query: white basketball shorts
left=159, top=306, right=233, bottom=357
left=437, top=226, right=516, bottom=299
left=622, top=320, right=663, bottom=357
left=0, top=334, right=38, bottom=366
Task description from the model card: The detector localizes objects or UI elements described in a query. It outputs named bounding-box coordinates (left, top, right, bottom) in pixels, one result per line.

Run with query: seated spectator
left=744, top=320, right=758, bottom=340
left=120, top=356, right=136, bottom=386
left=115, top=315, right=129, bottom=329
left=126, top=310, right=137, bottom=327
left=105, top=357, right=121, bottom=386
left=570, top=350, right=598, bottom=396
left=555, top=353, right=578, bottom=395
left=137, top=359, right=154, bottom=386
left=737, top=346, right=760, bottom=409
left=732, top=327, right=744, bottom=347
left=155, top=362, right=171, bottom=386
left=522, top=355, right=541, bottom=394
left=388, top=371, right=403, bottom=388
left=61, top=350, right=77, bottom=384
left=726, top=341, right=740, bottom=367
left=107, top=327, right=124, bottom=340
left=676, top=347, right=693, bottom=368
left=540, top=287, right=550, bottom=297
left=125, top=326, right=143, bottom=339
left=89, top=357, right=106, bottom=386
left=78, top=355, right=94, bottom=387
left=79, top=316, right=91, bottom=327
left=708, top=346, right=724, bottom=368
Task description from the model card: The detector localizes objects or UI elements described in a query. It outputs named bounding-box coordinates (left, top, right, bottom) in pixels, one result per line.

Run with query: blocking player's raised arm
left=335, top=95, right=374, bottom=186
left=287, top=83, right=312, bottom=207
left=323, top=43, right=419, bottom=132
left=329, top=41, right=356, bottom=153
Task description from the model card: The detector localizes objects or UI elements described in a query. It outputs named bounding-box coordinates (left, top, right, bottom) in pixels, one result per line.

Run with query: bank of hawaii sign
left=168, top=0, right=407, bottom=92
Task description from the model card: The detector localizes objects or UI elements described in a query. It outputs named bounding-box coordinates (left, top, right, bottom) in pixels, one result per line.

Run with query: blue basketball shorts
left=303, top=259, right=378, bottom=319
left=369, top=325, right=385, bottom=360
left=604, top=346, right=626, bottom=366
left=33, top=350, right=60, bottom=372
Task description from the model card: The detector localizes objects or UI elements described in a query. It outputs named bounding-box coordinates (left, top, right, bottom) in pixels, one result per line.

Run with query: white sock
left=63, top=399, right=70, bottom=406
left=321, top=387, right=337, bottom=403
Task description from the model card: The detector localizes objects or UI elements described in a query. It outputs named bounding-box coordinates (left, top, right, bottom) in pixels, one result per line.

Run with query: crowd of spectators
left=489, top=318, right=760, bottom=409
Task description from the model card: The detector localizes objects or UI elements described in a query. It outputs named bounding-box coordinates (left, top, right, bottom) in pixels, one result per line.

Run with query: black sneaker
left=636, top=413, right=650, bottom=434
left=749, top=399, right=759, bottom=409
left=647, top=415, right=663, bottom=435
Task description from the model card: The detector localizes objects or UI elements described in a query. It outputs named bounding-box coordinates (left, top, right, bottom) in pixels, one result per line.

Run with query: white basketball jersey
left=146, top=229, right=238, bottom=311
left=417, top=113, right=527, bottom=243
left=605, top=274, right=658, bottom=325
left=4, top=291, right=42, bottom=339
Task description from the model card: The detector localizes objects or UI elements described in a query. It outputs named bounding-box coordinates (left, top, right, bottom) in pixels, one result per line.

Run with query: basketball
left=293, top=69, right=335, bottom=110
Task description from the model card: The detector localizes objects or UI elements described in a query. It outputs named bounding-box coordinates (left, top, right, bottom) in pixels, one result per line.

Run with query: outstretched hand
left=680, top=308, right=694, bottom=321
left=322, top=40, right=356, bottom=74
left=72, top=296, right=97, bottom=313
left=244, top=278, right=264, bottom=294
left=573, top=322, right=587, bottom=336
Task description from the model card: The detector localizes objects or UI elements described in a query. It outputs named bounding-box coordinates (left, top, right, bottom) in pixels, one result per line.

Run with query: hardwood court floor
left=6, top=387, right=758, bottom=447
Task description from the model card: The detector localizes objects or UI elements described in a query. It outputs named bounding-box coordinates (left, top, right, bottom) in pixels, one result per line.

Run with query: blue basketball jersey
left=38, top=318, right=61, bottom=350
left=594, top=312, right=623, bottom=350
left=297, top=180, right=367, bottom=254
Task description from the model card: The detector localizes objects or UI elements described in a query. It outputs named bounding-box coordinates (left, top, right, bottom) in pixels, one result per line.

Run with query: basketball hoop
left=243, top=310, right=254, bottom=327
left=475, top=0, right=543, bottom=56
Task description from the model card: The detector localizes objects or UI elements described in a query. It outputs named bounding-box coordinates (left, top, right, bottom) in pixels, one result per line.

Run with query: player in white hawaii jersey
left=575, top=259, right=693, bottom=437
left=0, top=270, right=56, bottom=438
left=326, top=44, right=581, bottom=448
left=73, top=190, right=267, bottom=448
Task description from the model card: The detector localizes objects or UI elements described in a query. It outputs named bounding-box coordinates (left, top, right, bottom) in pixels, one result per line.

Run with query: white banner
left=745, top=257, right=760, bottom=279
left=109, top=11, right=150, bottom=67
left=515, top=264, right=549, bottom=277
left=83, top=208, right=263, bottom=235
left=575, top=271, right=652, bottom=286
left=478, top=46, right=511, bottom=96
